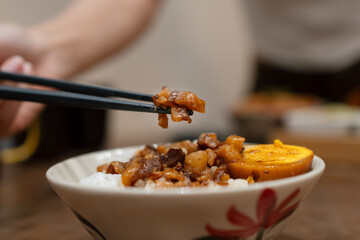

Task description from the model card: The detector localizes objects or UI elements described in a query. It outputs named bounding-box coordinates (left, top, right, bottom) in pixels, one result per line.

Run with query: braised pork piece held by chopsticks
left=153, top=86, right=206, bottom=128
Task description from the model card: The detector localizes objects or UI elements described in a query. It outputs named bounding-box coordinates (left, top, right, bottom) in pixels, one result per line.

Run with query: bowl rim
left=46, top=146, right=325, bottom=196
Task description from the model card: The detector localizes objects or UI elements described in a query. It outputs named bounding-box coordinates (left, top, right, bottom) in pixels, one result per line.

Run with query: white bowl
left=46, top=146, right=325, bottom=240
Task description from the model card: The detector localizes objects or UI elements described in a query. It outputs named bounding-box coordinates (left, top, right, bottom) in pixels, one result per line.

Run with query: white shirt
left=244, top=0, right=360, bottom=71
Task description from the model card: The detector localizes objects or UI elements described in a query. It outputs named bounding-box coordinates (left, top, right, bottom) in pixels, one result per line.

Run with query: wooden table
left=1, top=155, right=359, bottom=240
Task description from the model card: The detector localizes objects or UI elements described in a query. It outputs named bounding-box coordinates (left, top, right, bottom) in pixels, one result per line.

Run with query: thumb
left=1, top=55, right=25, bottom=73
left=0, top=55, right=25, bottom=109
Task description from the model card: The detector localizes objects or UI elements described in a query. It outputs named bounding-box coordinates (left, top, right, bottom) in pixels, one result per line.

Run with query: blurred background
left=0, top=0, right=254, bottom=162
left=0, top=0, right=360, bottom=164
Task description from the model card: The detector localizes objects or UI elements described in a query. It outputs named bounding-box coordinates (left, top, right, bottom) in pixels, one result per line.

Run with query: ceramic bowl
left=46, top=146, right=325, bottom=240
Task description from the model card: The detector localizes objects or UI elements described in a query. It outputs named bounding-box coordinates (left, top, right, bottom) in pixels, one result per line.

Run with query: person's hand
left=0, top=23, right=61, bottom=76
left=0, top=56, right=46, bottom=138
left=0, top=24, right=36, bottom=64
left=0, top=24, right=52, bottom=138
left=0, top=0, right=161, bottom=138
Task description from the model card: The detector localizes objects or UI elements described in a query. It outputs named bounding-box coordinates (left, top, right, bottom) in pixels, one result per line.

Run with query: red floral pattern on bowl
left=196, top=188, right=300, bottom=240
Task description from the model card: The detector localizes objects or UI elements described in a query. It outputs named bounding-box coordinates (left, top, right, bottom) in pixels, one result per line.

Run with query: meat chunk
left=171, top=106, right=192, bottom=123
left=213, top=164, right=230, bottom=183
left=197, top=133, right=220, bottom=149
left=157, top=140, right=198, bottom=155
left=170, top=90, right=206, bottom=113
left=97, top=161, right=128, bottom=174
left=134, top=156, right=162, bottom=180
left=161, top=148, right=186, bottom=168
left=184, top=150, right=208, bottom=176
left=158, top=114, right=168, bottom=129
left=121, top=155, right=162, bottom=186
left=216, top=144, right=242, bottom=163
left=153, top=86, right=206, bottom=128
left=225, top=135, right=245, bottom=152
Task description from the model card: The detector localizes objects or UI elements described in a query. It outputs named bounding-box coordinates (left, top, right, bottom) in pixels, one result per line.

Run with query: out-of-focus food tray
left=283, top=104, right=360, bottom=136
left=231, top=92, right=321, bottom=143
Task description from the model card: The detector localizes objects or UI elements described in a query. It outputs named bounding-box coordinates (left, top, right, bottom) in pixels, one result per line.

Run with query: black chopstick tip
left=154, top=106, right=193, bottom=116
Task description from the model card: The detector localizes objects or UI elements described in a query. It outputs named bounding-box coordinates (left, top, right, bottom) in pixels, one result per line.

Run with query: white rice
left=79, top=172, right=248, bottom=189
left=79, top=172, right=125, bottom=189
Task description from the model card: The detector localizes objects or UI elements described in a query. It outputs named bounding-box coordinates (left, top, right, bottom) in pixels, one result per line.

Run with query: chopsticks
left=0, top=71, right=153, bottom=101
left=0, top=71, right=192, bottom=115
